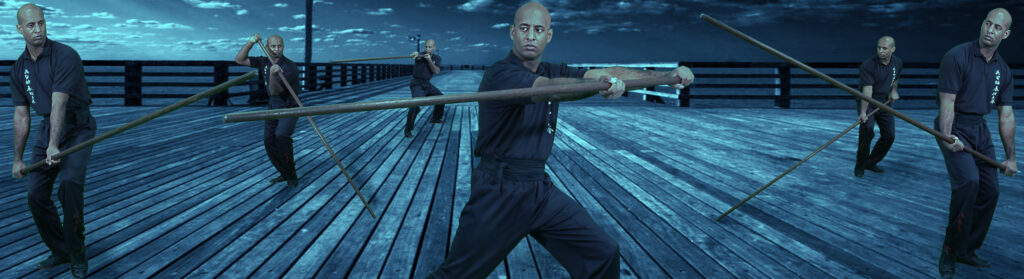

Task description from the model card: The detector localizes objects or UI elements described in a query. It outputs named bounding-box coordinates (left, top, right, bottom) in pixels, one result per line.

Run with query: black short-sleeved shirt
left=474, top=51, right=588, bottom=161
left=249, top=55, right=301, bottom=97
left=9, top=39, right=91, bottom=116
left=938, top=41, right=1015, bottom=115
left=859, top=55, right=903, bottom=100
left=412, top=53, right=441, bottom=80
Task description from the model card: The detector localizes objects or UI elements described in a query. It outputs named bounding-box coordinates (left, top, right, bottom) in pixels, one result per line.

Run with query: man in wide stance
left=935, top=8, right=1017, bottom=279
left=855, top=36, right=902, bottom=177
left=235, top=33, right=302, bottom=187
left=405, top=39, right=445, bottom=137
left=10, top=3, right=95, bottom=278
left=429, top=2, right=694, bottom=278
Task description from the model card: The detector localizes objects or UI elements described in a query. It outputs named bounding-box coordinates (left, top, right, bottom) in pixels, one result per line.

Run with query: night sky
left=2, top=0, right=1023, bottom=65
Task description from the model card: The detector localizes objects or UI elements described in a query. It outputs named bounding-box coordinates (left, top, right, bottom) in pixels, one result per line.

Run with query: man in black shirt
left=234, top=33, right=301, bottom=187
left=855, top=36, right=902, bottom=177
left=429, top=2, right=693, bottom=278
left=406, top=39, right=444, bottom=137
left=935, top=8, right=1016, bottom=279
left=10, top=3, right=93, bottom=278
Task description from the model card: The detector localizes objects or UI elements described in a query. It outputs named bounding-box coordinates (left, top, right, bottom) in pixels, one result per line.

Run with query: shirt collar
left=19, top=38, right=52, bottom=62
left=968, top=40, right=1000, bottom=62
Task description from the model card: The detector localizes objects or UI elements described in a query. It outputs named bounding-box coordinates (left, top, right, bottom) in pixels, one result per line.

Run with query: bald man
left=429, top=2, right=693, bottom=278
left=235, top=33, right=301, bottom=187
left=405, top=39, right=445, bottom=137
left=10, top=3, right=93, bottom=278
left=854, top=36, right=902, bottom=177
left=935, top=8, right=1016, bottom=279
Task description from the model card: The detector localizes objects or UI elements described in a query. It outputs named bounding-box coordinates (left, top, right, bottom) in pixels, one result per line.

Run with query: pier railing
left=573, top=62, right=1024, bottom=108
left=0, top=60, right=417, bottom=106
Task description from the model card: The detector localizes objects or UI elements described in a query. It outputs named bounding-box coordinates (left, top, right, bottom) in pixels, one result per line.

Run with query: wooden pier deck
left=0, top=70, right=1021, bottom=278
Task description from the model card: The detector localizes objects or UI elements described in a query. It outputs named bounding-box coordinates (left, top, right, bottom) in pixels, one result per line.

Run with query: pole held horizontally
left=716, top=100, right=891, bottom=221
left=255, top=40, right=378, bottom=219
left=21, top=70, right=258, bottom=175
left=700, top=13, right=1006, bottom=171
left=330, top=55, right=414, bottom=64
left=223, top=76, right=682, bottom=122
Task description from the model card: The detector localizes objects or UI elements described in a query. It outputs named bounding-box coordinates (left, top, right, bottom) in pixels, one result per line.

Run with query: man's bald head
left=267, top=35, right=285, bottom=58
left=510, top=1, right=554, bottom=62
left=424, top=39, right=436, bottom=54
left=514, top=1, right=550, bottom=27
left=875, top=35, right=895, bottom=62
left=980, top=8, right=1012, bottom=48
left=16, top=3, right=47, bottom=48
left=16, top=3, right=43, bottom=25
left=987, top=8, right=1012, bottom=29
left=878, top=36, right=894, bottom=47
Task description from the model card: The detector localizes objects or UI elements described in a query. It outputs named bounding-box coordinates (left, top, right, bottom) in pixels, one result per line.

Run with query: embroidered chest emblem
left=991, top=69, right=1000, bottom=105
left=24, top=68, right=36, bottom=105
left=890, top=66, right=897, bottom=87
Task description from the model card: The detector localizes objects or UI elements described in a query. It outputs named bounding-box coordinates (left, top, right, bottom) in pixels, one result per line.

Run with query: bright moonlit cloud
left=457, top=0, right=492, bottom=12
left=368, top=8, right=393, bottom=16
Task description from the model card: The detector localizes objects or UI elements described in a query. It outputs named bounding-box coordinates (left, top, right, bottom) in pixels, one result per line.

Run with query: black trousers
left=934, top=115, right=999, bottom=258
left=430, top=157, right=620, bottom=278
left=265, top=95, right=298, bottom=180
left=407, top=79, right=444, bottom=132
left=27, top=111, right=96, bottom=264
left=856, top=101, right=895, bottom=169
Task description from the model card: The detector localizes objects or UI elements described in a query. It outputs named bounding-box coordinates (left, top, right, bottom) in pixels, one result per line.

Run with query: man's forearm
left=938, top=93, right=956, bottom=137
left=586, top=66, right=671, bottom=81
left=530, top=78, right=598, bottom=103
left=429, top=61, right=440, bottom=75
left=12, top=107, right=30, bottom=163
left=48, top=92, right=69, bottom=149
left=999, top=106, right=1016, bottom=160
left=860, top=86, right=872, bottom=115
left=235, top=42, right=254, bottom=65
left=268, top=73, right=284, bottom=95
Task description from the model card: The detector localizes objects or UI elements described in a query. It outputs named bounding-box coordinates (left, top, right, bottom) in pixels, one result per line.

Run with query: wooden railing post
left=775, top=64, right=791, bottom=109
left=211, top=62, right=229, bottom=106
left=124, top=61, right=142, bottom=106
left=324, top=63, right=333, bottom=89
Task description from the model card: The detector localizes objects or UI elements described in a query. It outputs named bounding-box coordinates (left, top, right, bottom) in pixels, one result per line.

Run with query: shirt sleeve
left=938, top=50, right=961, bottom=94
left=996, top=67, right=1014, bottom=106
left=51, top=47, right=86, bottom=97
left=10, top=67, right=27, bottom=107
left=479, top=65, right=540, bottom=105
left=858, top=60, right=874, bottom=88
left=434, top=55, right=442, bottom=68
left=248, top=56, right=263, bottom=69
left=895, top=59, right=903, bottom=82
left=556, top=63, right=587, bottom=79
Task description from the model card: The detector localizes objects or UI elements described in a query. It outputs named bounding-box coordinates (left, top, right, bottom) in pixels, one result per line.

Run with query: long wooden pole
left=330, top=55, right=414, bottom=64
left=223, top=76, right=681, bottom=122
left=700, top=13, right=1007, bottom=171
left=256, top=40, right=377, bottom=218
left=716, top=100, right=891, bottom=221
left=21, top=70, right=257, bottom=175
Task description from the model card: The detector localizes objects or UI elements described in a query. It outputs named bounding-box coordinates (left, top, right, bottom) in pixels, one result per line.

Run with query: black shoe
left=269, top=176, right=287, bottom=183
left=71, top=263, right=88, bottom=279
left=864, top=165, right=884, bottom=173
left=287, top=179, right=299, bottom=188
left=36, top=255, right=69, bottom=269
left=939, top=249, right=955, bottom=279
left=956, top=254, right=992, bottom=268
left=854, top=167, right=864, bottom=177
left=404, top=130, right=413, bottom=138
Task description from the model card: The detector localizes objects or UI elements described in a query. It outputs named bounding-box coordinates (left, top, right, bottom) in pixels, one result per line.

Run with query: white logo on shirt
left=991, top=69, right=1000, bottom=105
left=890, top=66, right=897, bottom=87
left=24, top=68, right=36, bottom=105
